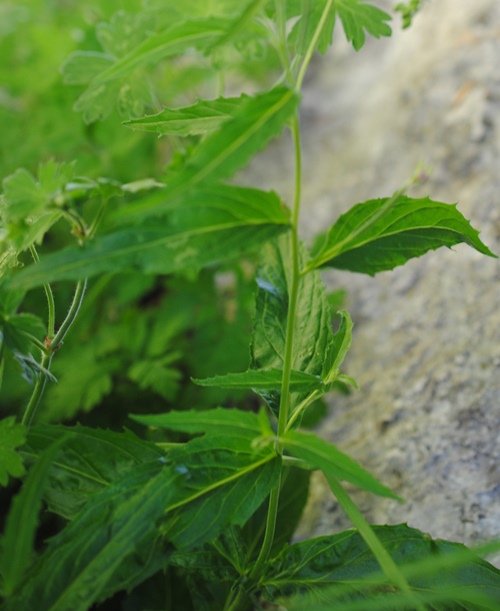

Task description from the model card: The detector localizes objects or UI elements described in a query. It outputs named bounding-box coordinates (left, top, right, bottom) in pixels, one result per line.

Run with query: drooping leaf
left=123, top=96, right=248, bottom=137
left=23, top=424, right=163, bottom=519
left=262, top=524, right=500, bottom=609
left=6, top=461, right=175, bottom=611
left=1, top=435, right=69, bottom=596
left=162, top=434, right=281, bottom=549
left=282, top=429, right=400, bottom=500
left=308, top=195, right=497, bottom=276
left=250, top=233, right=335, bottom=412
left=323, top=310, right=353, bottom=380
left=0, top=417, right=26, bottom=486
left=131, top=406, right=262, bottom=441
left=193, top=368, right=326, bottom=393
left=8, top=184, right=290, bottom=289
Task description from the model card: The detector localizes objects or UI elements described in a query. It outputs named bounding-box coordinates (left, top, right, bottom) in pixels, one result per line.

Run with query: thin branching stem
left=29, top=245, right=55, bottom=338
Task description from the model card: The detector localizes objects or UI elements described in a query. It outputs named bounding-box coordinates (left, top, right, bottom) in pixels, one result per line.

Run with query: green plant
left=1, top=1, right=500, bottom=609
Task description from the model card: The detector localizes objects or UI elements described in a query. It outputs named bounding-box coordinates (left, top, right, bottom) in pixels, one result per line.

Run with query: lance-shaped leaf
left=308, top=195, right=497, bottom=276
left=131, top=407, right=262, bottom=441
left=113, top=86, right=299, bottom=222
left=1, top=435, right=69, bottom=596
left=262, top=524, right=500, bottom=609
left=323, top=310, right=353, bottom=380
left=8, top=184, right=290, bottom=289
left=6, top=461, right=175, bottom=611
left=162, top=434, right=281, bottom=550
left=282, top=429, right=399, bottom=500
left=193, top=369, right=326, bottom=393
left=23, top=424, right=163, bottom=519
left=123, top=95, right=248, bottom=137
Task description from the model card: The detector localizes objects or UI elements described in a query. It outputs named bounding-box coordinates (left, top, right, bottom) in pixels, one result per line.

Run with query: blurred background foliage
left=0, top=0, right=285, bottom=428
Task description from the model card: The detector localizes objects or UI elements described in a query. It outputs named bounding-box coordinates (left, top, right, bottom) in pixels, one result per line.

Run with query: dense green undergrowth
left=1, top=0, right=500, bottom=609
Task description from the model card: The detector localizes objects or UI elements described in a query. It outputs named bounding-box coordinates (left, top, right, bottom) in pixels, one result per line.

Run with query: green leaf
left=123, top=95, right=248, bottom=137
left=262, top=524, right=500, bottom=609
left=131, top=407, right=262, bottom=441
left=323, top=310, right=353, bottom=380
left=250, top=233, right=335, bottom=413
left=114, top=86, right=299, bottom=222
left=1, top=435, right=69, bottom=596
left=288, top=0, right=337, bottom=56
left=7, top=461, right=175, bottom=611
left=163, top=434, right=281, bottom=549
left=0, top=417, right=26, bottom=486
left=334, top=0, right=392, bottom=51
left=282, top=429, right=400, bottom=500
left=128, top=353, right=181, bottom=401
left=60, top=51, right=115, bottom=85
left=193, top=368, right=325, bottom=393
left=23, top=425, right=163, bottom=519
left=8, top=184, right=290, bottom=289
left=309, top=195, right=497, bottom=276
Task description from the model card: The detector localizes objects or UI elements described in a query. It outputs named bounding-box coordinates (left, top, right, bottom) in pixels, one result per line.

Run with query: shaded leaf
left=309, top=195, right=497, bottom=276
left=8, top=184, right=290, bottom=289
left=128, top=353, right=182, bottom=401
left=123, top=96, right=247, bottom=137
left=282, top=429, right=400, bottom=500
left=0, top=417, right=26, bottom=486
left=1, top=435, right=69, bottom=595
left=323, top=310, right=353, bottom=380
left=262, top=524, right=500, bottom=609
left=23, top=424, right=163, bottom=519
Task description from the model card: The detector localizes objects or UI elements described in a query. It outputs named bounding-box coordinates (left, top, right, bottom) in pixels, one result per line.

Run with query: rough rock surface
left=247, top=0, right=500, bottom=557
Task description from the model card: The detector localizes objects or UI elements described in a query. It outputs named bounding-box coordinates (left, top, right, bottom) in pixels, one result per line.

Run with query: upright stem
left=22, top=279, right=87, bottom=427
left=29, top=246, right=55, bottom=338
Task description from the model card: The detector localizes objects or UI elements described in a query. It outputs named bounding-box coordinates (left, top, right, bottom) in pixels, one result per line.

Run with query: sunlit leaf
left=309, top=195, right=497, bottom=275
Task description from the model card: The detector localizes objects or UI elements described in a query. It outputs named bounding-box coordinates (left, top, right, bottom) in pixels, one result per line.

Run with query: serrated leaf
left=2, top=435, right=69, bottom=596
left=23, top=425, right=163, bottom=518
left=193, top=368, right=325, bottom=393
left=288, top=0, right=337, bottom=56
left=60, top=51, right=115, bottom=85
left=335, top=0, right=392, bottom=51
left=9, top=184, right=290, bottom=289
left=0, top=417, right=26, bottom=486
left=6, top=461, right=175, bottom=611
left=282, top=429, right=399, bottom=500
left=2, top=169, right=45, bottom=222
left=123, top=96, right=247, bottom=137
left=163, top=434, right=281, bottom=549
left=131, top=407, right=262, bottom=441
left=323, top=310, right=353, bottom=380
left=309, top=195, right=497, bottom=275
left=250, top=233, right=334, bottom=413
left=128, top=355, right=181, bottom=401
left=262, top=524, right=500, bottom=609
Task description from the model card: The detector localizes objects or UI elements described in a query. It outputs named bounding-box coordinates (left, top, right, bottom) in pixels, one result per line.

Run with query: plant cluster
left=1, top=1, right=500, bottom=609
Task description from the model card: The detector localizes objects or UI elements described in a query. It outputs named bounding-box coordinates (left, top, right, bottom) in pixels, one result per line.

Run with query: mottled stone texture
left=246, top=1, right=500, bottom=557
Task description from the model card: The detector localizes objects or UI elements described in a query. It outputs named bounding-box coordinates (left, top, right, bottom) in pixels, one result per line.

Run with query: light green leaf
left=309, top=195, right=497, bottom=275
left=163, top=434, right=281, bottom=549
left=262, top=524, right=500, bottom=609
left=23, top=425, right=163, bottom=519
left=123, top=96, right=248, bottom=137
left=60, top=51, right=115, bottom=85
left=6, top=461, right=175, bottom=611
left=334, top=0, right=392, bottom=51
left=2, top=435, right=69, bottom=596
left=282, top=429, right=400, bottom=500
left=131, top=406, right=262, bottom=441
left=0, top=417, right=26, bottom=486
left=8, top=184, right=290, bottom=289
left=193, top=368, right=325, bottom=393
left=113, top=86, right=299, bottom=222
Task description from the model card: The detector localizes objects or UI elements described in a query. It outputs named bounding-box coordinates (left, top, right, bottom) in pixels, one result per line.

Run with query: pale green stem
left=22, top=279, right=87, bottom=427
left=326, top=473, right=427, bottom=611
left=29, top=245, right=55, bottom=338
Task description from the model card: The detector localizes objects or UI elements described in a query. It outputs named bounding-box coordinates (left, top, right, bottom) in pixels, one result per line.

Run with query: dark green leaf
left=8, top=185, right=290, bottom=289
left=262, top=524, right=500, bottom=609
left=6, top=461, right=175, bottom=611
left=23, top=425, right=163, bottom=519
left=123, top=96, right=248, bottom=137
left=309, top=195, right=497, bottom=275
left=193, top=368, right=325, bottom=393
left=131, top=407, right=262, bottom=441
left=323, top=310, right=353, bottom=379
left=282, top=429, right=400, bottom=500
left=0, top=417, right=26, bottom=487
left=1, top=435, right=69, bottom=596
